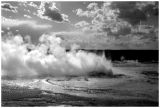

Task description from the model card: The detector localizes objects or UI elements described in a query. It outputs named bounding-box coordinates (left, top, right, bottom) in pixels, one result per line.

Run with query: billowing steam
left=2, top=33, right=113, bottom=79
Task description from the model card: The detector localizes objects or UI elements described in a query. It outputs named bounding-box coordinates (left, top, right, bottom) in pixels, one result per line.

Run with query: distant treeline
left=67, top=49, right=159, bottom=63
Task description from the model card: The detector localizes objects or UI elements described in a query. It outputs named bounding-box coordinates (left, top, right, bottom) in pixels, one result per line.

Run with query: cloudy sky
left=1, top=1, right=159, bottom=50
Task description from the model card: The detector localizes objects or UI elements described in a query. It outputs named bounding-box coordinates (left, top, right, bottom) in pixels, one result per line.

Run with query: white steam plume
left=2, top=33, right=113, bottom=79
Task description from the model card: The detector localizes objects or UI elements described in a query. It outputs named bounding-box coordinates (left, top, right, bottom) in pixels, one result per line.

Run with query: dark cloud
left=43, top=8, right=63, bottom=22
left=139, top=2, right=159, bottom=16
left=110, top=2, right=145, bottom=25
left=1, top=3, right=17, bottom=13
left=38, top=2, right=69, bottom=22
left=110, top=2, right=158, bottom=25
left=121, top=9, right=146, bottom=25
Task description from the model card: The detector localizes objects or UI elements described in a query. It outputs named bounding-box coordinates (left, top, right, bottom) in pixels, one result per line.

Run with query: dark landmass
left=66, top=50, right=158, bottom=63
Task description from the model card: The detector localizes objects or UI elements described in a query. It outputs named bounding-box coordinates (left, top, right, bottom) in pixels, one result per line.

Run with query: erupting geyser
left=2, top=33, right=113, bottom=79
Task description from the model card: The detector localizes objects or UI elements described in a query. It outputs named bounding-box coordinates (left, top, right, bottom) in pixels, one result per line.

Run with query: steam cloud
left=2, top=33, right=112, bottom=79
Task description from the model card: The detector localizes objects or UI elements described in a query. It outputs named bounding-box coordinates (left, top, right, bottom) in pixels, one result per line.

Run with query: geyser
left=2, top=33, right=113, bottom=79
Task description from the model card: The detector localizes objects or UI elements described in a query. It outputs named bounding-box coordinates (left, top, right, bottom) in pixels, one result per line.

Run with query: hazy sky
left=1, top=1, right=158, bottom=49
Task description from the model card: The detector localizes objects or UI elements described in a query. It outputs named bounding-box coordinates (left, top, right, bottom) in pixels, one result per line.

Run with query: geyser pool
left=2, top=33, right=113, bottom=79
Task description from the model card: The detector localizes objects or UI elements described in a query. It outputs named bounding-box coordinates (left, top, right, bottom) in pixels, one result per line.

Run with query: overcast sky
left=1, top=1, right=158, bottom=50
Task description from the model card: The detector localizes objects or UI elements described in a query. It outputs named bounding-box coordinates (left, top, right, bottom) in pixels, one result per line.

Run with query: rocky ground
left=2, top=63, right=158, bottom=106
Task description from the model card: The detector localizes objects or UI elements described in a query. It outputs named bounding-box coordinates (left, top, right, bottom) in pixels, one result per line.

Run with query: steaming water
left=2, top=33, right=112, bottom=79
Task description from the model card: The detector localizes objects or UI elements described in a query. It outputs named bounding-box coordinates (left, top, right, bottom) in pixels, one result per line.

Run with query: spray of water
left=2, top=33, right=113, bottom=79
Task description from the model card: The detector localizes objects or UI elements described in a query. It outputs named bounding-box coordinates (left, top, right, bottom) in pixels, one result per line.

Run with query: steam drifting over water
left=2, top=33, right=112, bottom=79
